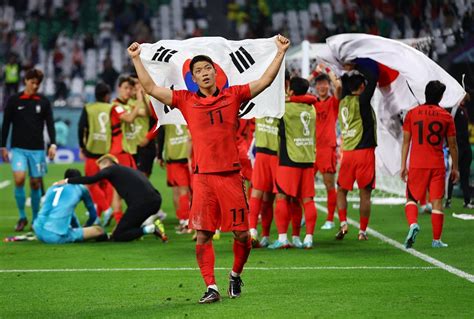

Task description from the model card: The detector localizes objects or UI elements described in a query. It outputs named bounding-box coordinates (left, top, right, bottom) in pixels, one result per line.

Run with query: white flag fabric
left=317, top=34, right=466, bottom=176
left=139, top=36, right=286, bottom=125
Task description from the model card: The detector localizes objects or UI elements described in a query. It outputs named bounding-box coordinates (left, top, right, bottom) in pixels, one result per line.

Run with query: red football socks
left=275, top=198, right=290, bottom=234
left=431, top=210, right=444, bottom=240
left=196, top=242, right=216, bottom=286
left=327, top=188, right=337, bottom=222
left=232, top=238, right=252, bottom=274
left=249, top=196, right=263, bottom=229
left=303, top=201, right=317, bottom=235
left=338, top=208, right=347, bottom=223
left=405, top=202, right=418, bottom=226
left=290, top=200, right=302, bottom=236
left=359, top=216, right=369, bottom=232
left=178, top=194, right=191, bottom=220
left=261, top=200, right=273, bottom=237
left=113, top=211, right=123, bottom=223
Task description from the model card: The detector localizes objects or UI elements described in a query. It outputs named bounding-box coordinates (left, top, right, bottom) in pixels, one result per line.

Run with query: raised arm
left=249, top=35, right=290, bottom=99
left=128, top=42, right=173, bottom=106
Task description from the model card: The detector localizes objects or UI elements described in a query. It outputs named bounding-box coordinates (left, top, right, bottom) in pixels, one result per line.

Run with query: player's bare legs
left=358, top=187, right=372, bottom=240
left=13, top=171, right=28, bottom=231
left=82, top=225, right=106, bottom=240
left=321, top=172, right=337, bottom=230
left=336, top=187, right=349, bottom=240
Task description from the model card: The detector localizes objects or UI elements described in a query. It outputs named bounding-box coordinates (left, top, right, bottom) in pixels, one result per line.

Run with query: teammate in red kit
left=401, top=80, right=459, bottom=248
left=128, top=35, right=290, bottom=303
left=109, top=76, right=147, bottom=223
left=308, top=65, right=341, bottom=230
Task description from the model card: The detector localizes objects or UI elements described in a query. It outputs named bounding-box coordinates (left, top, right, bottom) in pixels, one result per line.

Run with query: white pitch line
left=0, top=266, right=437, bottom=274
left=0, top=180, right=11, bottom=189
left=315, top=202, right=474, bottom=283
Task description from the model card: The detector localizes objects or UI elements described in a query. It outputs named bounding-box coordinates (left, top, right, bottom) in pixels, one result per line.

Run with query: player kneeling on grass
left=269, top=77, right=318, bottom=249
left=33, top=169, right=105, bottom=244
left=55, top=154, right=167, bottom=242
left=401, top=80, right=459, bottom=249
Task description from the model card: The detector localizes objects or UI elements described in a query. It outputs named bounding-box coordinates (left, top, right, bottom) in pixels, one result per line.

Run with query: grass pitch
left=0, top=163, right=473, bottom=318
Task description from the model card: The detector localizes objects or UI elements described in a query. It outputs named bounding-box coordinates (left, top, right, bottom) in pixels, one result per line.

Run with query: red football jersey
left=171, top=85, right=251, bottom=173
left=314, top=96, right=339, bottom=148
left=403, top=104, right=456, bottom=169
left=110, top=99, right=128, bottom=154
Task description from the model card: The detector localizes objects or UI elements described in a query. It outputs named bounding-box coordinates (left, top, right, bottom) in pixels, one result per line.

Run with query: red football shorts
left=252, top=152, right=278, bottom=192
left=275, top=165, right=315, bottom=198
left=189, top=171, right=249, bottom=232
left=337, top=148, right=375, bottom=191
left=406, top=167, right=445, bottom=202
left=114, top=152, right=137, bottom=169
left=315, top=147, right=337, bottom=174
left=166, top=162, right=191, bottom=187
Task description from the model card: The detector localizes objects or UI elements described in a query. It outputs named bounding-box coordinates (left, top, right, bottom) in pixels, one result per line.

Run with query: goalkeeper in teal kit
left=33, top=169, right=105, bottom=244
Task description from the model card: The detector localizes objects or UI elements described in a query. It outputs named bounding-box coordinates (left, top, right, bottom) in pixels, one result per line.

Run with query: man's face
left=192, top=61, right=216, bottom=90
left=24, top=78, right=40, bottom=94
left=315, top=80, right=330, bottom=98
left=118, top=82, right=132, bottom=101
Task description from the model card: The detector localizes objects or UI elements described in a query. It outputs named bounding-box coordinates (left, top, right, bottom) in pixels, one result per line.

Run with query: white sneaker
left=320, top=221, right=335, bottom=230
left=292, top=236, right=303, bottom=248
left=303, top=239, right=313, bottom=249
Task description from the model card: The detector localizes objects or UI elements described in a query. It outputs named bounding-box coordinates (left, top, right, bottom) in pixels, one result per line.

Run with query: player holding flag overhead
left=401, top=81, right=459, bottom=248
left=128, top=35, right=290, bottom=304
left=336, top=59, right=378, bottom=241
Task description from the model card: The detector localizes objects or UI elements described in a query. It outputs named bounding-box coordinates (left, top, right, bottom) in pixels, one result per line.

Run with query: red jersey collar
left=19, top=92, right=40, bottom=100
left=197, top=87, right=220, bottom=98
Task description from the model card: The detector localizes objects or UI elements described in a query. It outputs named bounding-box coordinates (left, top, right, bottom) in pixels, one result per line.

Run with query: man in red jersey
left=309, top=66, right=341, bottom=230
left=128, top=35, right=290, bottom=303
left=401, top=80, right=459, bottom=249
left=109, top=76, right=146, bottom=224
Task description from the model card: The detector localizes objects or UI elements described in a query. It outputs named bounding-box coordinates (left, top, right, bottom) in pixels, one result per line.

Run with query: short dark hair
left=285, top=69, right=291, bottom=82
left=314, top=73, right=330, bottom=83
left=425, top=80, right=446, bottom=105
left=118, top=75, right=131, bottom=87
left=290, top=77, right=310, bottom=96
left=128, top=77, right=137, bottom=86
left=64, top=168, right=82, bottom=179
left=190, top=55, right=215, bottom=74
left=345, top=70, right=367, bottom=92
left=95, top=82, right=111, bottom=102
left=25, top=69, right=44, bottom=83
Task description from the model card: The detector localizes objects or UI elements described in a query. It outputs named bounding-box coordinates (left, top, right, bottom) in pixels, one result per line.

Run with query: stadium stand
left=0, top=0, right=472, bottom=109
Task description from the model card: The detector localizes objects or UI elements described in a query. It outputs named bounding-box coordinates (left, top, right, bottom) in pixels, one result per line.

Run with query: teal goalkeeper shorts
left=34, top=226, right=84, bottom=244
left=11, top=147, right=47, bottom=177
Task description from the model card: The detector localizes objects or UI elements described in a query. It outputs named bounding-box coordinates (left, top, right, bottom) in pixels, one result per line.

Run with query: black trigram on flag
left=238, top=101, right=256, bottom=118
left=230, top=47, right=255, bottom=73
left=151, top=46, right=178, bottom=63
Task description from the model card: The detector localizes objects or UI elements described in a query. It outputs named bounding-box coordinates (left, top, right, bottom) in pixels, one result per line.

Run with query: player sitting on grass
left=401, top=80, right=459, bottom=248
left=55, top=154, right=167, bottom=242
left=269, top=77, right=317, bottom=249
left=33, top=169, right=105, bottom=244
left=128, top=35, right=290, bottom=303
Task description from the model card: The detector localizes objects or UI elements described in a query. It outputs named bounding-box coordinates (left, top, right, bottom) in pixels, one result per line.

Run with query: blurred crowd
left=0, top=0, right=473, bottom=109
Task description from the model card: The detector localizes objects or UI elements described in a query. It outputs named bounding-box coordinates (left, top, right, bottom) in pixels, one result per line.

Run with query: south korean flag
left=139, top=36, right=286, bottom=126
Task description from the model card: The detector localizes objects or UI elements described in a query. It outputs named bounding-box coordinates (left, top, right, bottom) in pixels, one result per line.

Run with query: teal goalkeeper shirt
left=33, top=184, right=96, bottom=235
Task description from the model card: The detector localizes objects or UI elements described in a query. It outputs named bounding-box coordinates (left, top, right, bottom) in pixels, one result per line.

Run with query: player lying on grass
left=33, top=169, right=105, bottom=244
left=401, top=80, right=459, bottom=249
left=128, top=35, right=290, bottom=303
left=55, top=154, right=167, bottom=242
